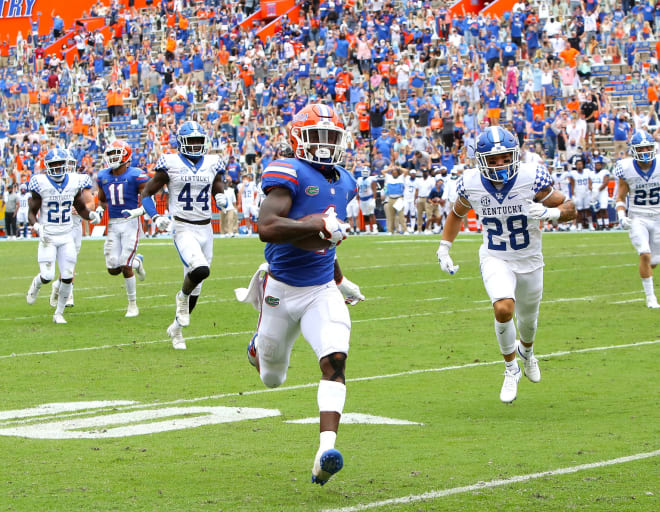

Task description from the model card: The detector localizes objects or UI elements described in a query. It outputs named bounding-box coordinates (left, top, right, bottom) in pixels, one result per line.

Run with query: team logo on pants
left=265, top=296, right=280, bottom=307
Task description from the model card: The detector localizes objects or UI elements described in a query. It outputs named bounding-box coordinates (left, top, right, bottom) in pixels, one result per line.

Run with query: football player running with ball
left=615, top=130, right=660, bottom=308
left=26, top=148, right=101, bottom=324
left=124, top=121, right=229, bottom=349
left=96, top=140, right=150, bottom=317
left=437, top=127, right=576, bottom=403
left=240, top=104, right=364, bottom=486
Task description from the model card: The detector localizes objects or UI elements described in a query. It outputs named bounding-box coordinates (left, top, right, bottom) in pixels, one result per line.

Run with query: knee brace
left=188, top=265, right=210, bottom=286
left=322, top=352, right=347, bottom=382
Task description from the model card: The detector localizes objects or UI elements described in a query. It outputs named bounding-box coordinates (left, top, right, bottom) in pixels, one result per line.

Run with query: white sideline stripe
left=322, top=450, right=660, bottom=512
left=611, top=298, right=644, bottom=304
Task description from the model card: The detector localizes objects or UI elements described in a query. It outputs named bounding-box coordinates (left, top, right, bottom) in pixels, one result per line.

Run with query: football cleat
left=312, top=448, right=343, bottom=486
left=518, top=348, right=541, bottom=383
left=500, top=364, right=522, bottom=403
left=65, top=289, right=74, bottom=307
left=50, top=281, right=60, bottom=307
left=134, top=254, right=146, bottom=281
left=167, top=322, right=186, bottom=350
left=175, top=291, right=190, bottom=326
left=646, top=296, right=660, bottom=309
left=26, top=277, right=41, bottom=305
left=52, top=313, right=67, bottom=324
left=247, top=333, right=258, bottom=367
left=125, top=302, right=139, bottom=318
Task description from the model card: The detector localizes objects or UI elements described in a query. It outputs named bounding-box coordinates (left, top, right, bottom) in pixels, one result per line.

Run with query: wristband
left=615, top=201, right=626, bottom=209
left=141, top=195, right=158, bottom=218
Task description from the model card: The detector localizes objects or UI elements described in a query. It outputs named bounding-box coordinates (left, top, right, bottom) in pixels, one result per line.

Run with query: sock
left=642, top=277, right=655, bottom=298
left=319, top=430, right=337, bottom=453
left=505, top=359, right=520, bottom=373
left=517, top=342, right=533, bottom=360
left=56, top=282, right=72, bottom=315
left=494, top=319, right=517, bottom=356
left=52, top=279, right=60, bottom=293
left=34, top=275, right=44, bottom=290
left=125, top=275, right=137, bottom=302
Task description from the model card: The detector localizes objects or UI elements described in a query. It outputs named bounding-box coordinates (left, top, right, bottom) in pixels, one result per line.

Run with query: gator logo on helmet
left=265, top=296, right=280, bottom=307
left=305, top=185, right=320, bottom=196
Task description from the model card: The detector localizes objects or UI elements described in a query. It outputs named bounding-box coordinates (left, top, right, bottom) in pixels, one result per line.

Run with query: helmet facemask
left=104, top=147, right=127, bottom=169
left=291, top=121, right=350, bottom=168
left=631, top=143, right=656, bottom=163
left=46, top=160, right=69, bottom=182
left=178, top=134, right=209, bottom=157
left=477, top=146, right=520, bottom=184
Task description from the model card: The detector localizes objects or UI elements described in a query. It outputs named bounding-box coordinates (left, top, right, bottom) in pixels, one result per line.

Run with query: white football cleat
left=49, top=281, right=60, bottom=307
left=52, top=313, right=67, bottom=324
left=175, top=291, right=190, bottom=327
left=312, top=448, right=343, bottom=486
left=520, top=354, right=541, bottom=383
left=26, top=277, right=41, bottom=305
left=500, top=364, right=522, bottom=403
left=66, top=290, right=74, bottom=307
left=125, top=302, right=139, bottom=318
left=646, top=296, right=660, bottom=309
left=167, top=322, right=186, bottom=350
left=134, top=254, right=146, bottom=281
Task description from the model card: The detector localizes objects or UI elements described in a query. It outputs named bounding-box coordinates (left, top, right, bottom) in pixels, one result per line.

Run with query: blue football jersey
left=97, top=166, right=149, bottom=219
left=261, top=158, right=357, bottom=287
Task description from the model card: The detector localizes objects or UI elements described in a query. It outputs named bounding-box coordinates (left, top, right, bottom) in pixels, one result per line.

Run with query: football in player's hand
left=290, top=213, right=334, bottom=252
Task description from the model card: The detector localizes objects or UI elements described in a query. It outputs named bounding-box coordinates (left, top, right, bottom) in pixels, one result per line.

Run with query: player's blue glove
left=121, top=206, right=146, bottom=219
left=214, top=193, right=229, bottom=212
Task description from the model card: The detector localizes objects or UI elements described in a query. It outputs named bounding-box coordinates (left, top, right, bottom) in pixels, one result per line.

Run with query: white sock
left=319, top=430, right=337, bottom=453
left=125, top=275, right=137, bottom=302
left=52, top=279, right=60, bottom=292
left=642, top=277, right=655, bottom=298
left=33, top=275, right=43, bottom=291
left=495, top=319, right=517, bottom=356
left=56, top=282, right=73, bottom=315
left=517, top=342, right=533, bottom=360
left=505, top=359, right=520, bottom=373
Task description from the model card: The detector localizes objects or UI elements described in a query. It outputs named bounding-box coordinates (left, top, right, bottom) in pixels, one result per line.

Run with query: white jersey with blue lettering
left=155, top=153, right=225, bottom=222
left=28, top=173, right=93, bottom=237
left=356, top=175, right=377, bottom=201
left=614, top=157, right=660, bottom=217
left=457, top=162, right=554, bottom=273
left=403, top=176, right=417, bottom=202
left=569, top=168, right=593, bottom=196
left=591, top=167, right=611, bottom=205
left=18, top=191, right=30, bottom=213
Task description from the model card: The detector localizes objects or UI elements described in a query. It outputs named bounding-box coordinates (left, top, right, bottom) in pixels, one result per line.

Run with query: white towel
left=234, top=262, right=270, bottom=311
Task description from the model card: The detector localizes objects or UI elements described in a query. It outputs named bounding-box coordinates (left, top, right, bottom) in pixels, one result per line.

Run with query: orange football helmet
left=289, top=103, right=351, bottom=168
left=104, top=140, right=133, bottom=169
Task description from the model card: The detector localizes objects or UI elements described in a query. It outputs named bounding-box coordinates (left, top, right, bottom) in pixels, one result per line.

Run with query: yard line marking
left=610, top=298, right=645, bottom=304
left=1, top=340, right=658, bottom=426
left=321, top=449, right=660, bottom=512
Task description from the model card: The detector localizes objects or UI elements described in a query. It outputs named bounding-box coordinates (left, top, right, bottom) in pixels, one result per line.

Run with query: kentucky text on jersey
left=481, top=204, right=525, bottom=216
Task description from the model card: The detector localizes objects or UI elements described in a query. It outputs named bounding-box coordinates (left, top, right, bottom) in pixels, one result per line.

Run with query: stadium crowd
left=1, top=0, right=660, bottom=236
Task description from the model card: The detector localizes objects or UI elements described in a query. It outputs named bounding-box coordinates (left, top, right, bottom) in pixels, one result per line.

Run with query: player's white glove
left=617, top=209, right=632, bottom=230
left=336, top=276, right=365, bottom=305
left=153, top=214, right=172, bottom=232
left=319, top=207, right=349, bottom=247
left=527, top=201, right=561, bottom=221
left=121, top=206, right=145, bottom=219
left=214, top=193, right=229, bottom=212
left=437, top=240, right=459, bottom=275
left=88, top=210, right=102, bottom=224
left=32, top=222, right=43, bottom=239
left=95, top=205, right=105, bottom=217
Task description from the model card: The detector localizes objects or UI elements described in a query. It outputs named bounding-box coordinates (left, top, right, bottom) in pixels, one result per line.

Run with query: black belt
left=174, top=216, right=211, bottom=225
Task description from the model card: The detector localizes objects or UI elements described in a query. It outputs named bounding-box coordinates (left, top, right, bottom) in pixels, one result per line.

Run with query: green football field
left=1, top=232, right=658, bottom=511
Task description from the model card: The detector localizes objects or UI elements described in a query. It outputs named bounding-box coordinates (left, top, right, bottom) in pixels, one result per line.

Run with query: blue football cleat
left=312, top=449, right=343, bottom=485
left=247, top=333, right=258, bottom=367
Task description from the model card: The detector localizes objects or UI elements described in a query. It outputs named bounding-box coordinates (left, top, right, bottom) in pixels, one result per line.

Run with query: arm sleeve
left=532, top=165, right=553, bottom=193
